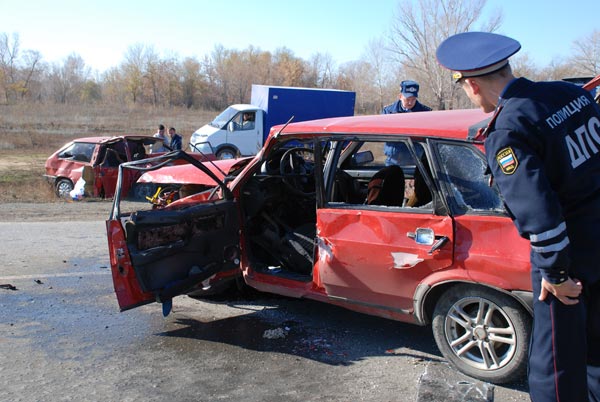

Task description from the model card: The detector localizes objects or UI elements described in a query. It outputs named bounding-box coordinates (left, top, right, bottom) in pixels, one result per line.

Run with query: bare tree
left=569, top=30, right=600, bottom=76
left=272, top=47, right=305, bottom=87
left=121, top=44, right=146, bottom=104
left=208, top=44, right=233, bottom=108
left=181, top=57, right=204, bottom=109
left=0, top=32, right=44, bottom=103
left=387, top=0, right=502, bottom=110
left=101, top=67, right=126, bottom=105
left=338, top=60, right=380, bottom=114
left=18, top=50, right=43, bottom=101
left=0, top=32, right=18, bottom=103
left=362, top=37, right=397, bottom=112
left=47, top=53, right=89, bottom=104
left=305, top=52, right=336, bottom=88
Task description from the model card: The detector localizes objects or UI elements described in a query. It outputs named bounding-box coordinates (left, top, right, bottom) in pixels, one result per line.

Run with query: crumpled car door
left=106, top=151, right=241, bottom=312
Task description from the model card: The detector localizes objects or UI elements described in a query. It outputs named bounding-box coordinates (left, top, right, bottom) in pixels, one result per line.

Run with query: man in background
left=382, top=80, right=431, bottom=165
left=168, top=127, right=183, bottom=150
left=151, top=124, right=167, bottom=153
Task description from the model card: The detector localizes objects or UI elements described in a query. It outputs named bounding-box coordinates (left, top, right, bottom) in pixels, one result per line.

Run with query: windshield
left=58, top=142, right=96, bottom=162
left=210, top=107, right=240, bottom=129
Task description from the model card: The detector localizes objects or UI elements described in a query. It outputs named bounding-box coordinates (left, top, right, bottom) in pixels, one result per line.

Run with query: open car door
left=106, top=151, right=241, bottom=312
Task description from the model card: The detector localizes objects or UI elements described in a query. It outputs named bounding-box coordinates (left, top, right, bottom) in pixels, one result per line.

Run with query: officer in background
left=437, top=31, right=600, bottom=402
left=382, top=80, right=431, bottom=165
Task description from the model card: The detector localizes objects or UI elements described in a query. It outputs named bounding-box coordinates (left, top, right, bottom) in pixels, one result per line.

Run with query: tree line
left=1, top=0, right=598, bottom=114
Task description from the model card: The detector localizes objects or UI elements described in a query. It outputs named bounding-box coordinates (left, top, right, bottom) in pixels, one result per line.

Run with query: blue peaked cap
left=436, top=32, right=521, bottom=81
left=401, top=80, right=419, bottom=97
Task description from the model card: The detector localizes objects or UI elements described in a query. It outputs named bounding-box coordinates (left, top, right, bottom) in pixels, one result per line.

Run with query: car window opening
left=241, top=140, right=317, bottom=280
left=329, top=140, right=434, bottom=210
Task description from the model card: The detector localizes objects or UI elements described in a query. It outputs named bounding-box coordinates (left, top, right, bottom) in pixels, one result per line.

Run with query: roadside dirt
left=0, top=200, right=130, bottom=222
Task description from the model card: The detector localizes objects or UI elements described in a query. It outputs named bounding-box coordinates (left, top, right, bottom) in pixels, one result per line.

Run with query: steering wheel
left=279, top=147, right=316, bottom=196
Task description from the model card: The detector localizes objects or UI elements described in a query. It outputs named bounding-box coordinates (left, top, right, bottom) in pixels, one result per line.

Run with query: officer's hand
left=539, top=277, right=582, bottom=305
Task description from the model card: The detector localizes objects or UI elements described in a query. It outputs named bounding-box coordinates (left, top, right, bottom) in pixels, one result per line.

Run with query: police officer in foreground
left=382, top=80, right=431, bottom=165
left=436, top=31, right=600, bottom=402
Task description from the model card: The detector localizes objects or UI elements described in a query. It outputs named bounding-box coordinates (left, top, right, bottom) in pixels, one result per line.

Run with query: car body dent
left=136, top=157, right=252, bottom=186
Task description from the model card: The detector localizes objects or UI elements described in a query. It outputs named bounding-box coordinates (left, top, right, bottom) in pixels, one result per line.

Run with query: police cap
left=401, top=80, right=419, bottom=98
left=436, top=32, right=521, bottom=82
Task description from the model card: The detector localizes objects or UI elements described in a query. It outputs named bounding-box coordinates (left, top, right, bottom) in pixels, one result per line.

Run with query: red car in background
left=106, top=109, right=533, bottom=384
left=44, top=135, right=215, bottom=199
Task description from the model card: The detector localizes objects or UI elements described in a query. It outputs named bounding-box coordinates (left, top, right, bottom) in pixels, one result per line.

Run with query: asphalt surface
left=0, top=203, right=530, bottom=401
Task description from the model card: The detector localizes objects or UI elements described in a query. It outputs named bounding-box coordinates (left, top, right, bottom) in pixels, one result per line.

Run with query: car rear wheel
left=55, top=178, right=73, bottom=198
left=431, top=284, right=531, bottom=384
left=216, top=147, right=237, bottom=160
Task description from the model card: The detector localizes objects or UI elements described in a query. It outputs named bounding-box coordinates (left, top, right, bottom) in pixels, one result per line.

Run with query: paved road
left=0, top=210, right=530, bottom=401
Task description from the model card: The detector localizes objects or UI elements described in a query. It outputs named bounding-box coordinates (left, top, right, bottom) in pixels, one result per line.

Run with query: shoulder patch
left=496, top=147, right=518, bottom=175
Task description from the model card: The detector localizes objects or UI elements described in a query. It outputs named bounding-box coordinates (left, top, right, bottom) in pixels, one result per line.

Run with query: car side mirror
left=353, top=150, right=374, bottom=165
left=227, top=122, right=235, bottom=132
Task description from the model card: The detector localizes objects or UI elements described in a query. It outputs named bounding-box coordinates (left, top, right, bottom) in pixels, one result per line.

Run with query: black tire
left=431, top=284, right=531, bottom=384
left=55, top=178, right=73, bottom=198
left=216, top=147, right=237, bottom=160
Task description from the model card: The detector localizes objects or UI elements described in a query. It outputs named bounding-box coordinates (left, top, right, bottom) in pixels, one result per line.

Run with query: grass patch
left=0, top=103, right=216, bottom=203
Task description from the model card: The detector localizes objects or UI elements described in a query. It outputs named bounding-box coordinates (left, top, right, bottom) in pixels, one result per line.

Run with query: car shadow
left=151, top=293, right=528, bottom=392
left=157, top=294, right=442, bottom=366
left=154, top=293, right=529, bottom=394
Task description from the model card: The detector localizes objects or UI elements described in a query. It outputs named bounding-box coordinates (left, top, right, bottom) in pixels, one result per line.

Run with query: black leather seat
left=366, top=165, right=405, bottom=207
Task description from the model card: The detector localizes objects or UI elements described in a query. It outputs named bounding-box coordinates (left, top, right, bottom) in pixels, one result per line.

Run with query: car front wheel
left=216, top=147, right=237, bottom=160
left=431, top=284, right=531, bottom=384
left=55, top=178, right=74, bottom=198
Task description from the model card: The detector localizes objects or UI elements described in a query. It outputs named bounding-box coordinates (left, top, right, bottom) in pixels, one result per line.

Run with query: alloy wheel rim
left=444, top=296, right=517, bottom=371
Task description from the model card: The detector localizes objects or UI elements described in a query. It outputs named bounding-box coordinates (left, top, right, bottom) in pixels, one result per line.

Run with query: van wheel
left=216, top=147, right=236, bottom=160
left=55, top=178, right=73, bottom=198
left=431, top=284, right=531, bottom=384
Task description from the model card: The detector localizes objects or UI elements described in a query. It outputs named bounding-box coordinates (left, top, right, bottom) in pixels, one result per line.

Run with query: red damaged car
left=44, top=135, right=169, bottom=199
left=106, top=109, right=533, bottom=384
left=44, top=135, right=215, bottom=199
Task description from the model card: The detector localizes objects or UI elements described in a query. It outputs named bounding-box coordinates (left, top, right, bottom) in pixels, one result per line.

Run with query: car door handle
left=407, top=229, right=449, bottom=255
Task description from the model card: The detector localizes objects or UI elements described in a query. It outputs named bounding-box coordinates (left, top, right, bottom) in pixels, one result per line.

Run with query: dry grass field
left=0, top=103, right=215, bottom=203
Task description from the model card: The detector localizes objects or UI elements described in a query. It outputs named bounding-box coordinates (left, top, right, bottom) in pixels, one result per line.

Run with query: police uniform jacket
left=382, top=100, right=432, bottom=114
left=485, top=77, right=600, bottom=285
left=382, top=101, right=431, bottom=162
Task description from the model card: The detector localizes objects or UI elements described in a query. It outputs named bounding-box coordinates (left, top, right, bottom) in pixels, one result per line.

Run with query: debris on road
left=263, top=327, right=288, bottom=339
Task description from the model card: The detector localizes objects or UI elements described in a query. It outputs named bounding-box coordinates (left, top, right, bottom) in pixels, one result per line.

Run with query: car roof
left=73, top=135, right=158, bottom=144
left=275, top=108, right=492, bottom=141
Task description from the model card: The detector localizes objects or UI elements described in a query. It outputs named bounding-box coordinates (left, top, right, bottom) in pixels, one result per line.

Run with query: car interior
left=240, top=138, right=435, bottom=282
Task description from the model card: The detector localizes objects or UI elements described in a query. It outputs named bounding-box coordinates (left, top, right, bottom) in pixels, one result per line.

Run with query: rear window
left=436, top=143, right=505, bottom=214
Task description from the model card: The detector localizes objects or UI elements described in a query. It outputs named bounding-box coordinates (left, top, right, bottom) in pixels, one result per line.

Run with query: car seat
left=406, top=155, right=433, bottom=207
left=333, top=170, right=363, bottom=203
left=366, top=165, right=405, bottom=207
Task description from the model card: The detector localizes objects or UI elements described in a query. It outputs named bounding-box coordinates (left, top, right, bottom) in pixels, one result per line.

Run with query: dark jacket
left=485, top=77, right=600, bottom=284
left=382, top=100, right=432, bottom=114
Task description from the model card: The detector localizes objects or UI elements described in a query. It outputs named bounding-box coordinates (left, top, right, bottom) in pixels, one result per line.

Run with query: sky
left=1, top=0, right=599, bottom=74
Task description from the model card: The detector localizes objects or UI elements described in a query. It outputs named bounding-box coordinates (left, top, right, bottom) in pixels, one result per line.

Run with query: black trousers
left=528, top=267, right=600, bottom=402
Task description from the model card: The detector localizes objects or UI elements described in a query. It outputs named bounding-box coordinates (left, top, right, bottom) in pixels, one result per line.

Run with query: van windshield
left=210, top=107, right=239, bottom=129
